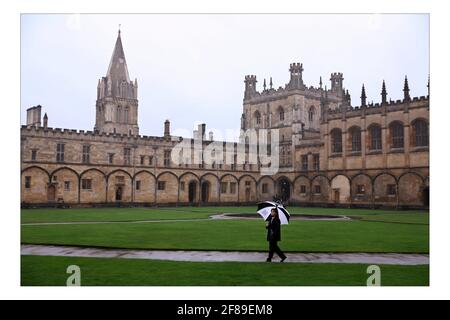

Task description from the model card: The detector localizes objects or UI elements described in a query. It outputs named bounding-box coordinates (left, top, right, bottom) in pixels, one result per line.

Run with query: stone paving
left=21, top=244, right=429, bottom=265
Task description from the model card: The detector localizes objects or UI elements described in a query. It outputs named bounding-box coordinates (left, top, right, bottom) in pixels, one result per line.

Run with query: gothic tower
left=95, top=29, right=139, bottom=135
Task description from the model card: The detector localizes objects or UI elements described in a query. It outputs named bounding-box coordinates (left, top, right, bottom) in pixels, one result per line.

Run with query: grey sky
left=21, top=14, right=429, bottom=140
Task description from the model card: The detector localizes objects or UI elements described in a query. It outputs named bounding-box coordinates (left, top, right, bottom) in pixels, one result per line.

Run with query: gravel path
left=21, top=244, right=429, bottom=265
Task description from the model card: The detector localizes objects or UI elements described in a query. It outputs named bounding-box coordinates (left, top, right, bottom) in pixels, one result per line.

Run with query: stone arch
left=107, top=169, right=133, bottom=181
left=50, top=166, right=79, bottom=181
left=373, top=173, right=398, bottom=205
left=80, top=168, right=106, bottom=203
left=350, top=173, right=373, bottom=204
left=21, top=165, right=50, bottom=180
left=200, top=173, right=220, bottom=203
left=293, top=175, right=310, bottom=203
left=133, top=170, right=156, bottom=203
left=238, top=174, right=257, bottom=203
left=107, top=169, right=133, bottom=203
left=219, top=174, right=239, bottom=203
left=179, top=172, right=200, bottom=204
left=258, top=176, right=275, bottom=201
left=50, top=167, right=80, bottom=203
left=156, top=171, right=179, bottom=204
left=310, top=174, right=330, bottom=203
left=398, top=172, right=425, bottom=206
left=330, top=174, right=351, bottom=204
left=21, top=166, right=50, bottom=203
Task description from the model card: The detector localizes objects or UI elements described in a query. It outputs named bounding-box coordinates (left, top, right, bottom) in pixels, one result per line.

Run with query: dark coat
left=266, top=216, right=281, bottom=242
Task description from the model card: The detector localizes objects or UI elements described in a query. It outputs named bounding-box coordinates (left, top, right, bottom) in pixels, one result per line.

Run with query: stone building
left=21, top=31, right=429, bottom=208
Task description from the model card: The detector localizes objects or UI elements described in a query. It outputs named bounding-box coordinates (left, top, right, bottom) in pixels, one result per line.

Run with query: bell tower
left=94, top=28, right=139, bottom=135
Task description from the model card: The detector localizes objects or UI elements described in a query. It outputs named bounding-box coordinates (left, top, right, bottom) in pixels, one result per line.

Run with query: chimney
left=26, top=105, right=42, bottom=128
left=164, top=120, right=170, bottom=138
left=209, top=131, right=214, bottom=141
left=198, top=124, right=206, bottom=140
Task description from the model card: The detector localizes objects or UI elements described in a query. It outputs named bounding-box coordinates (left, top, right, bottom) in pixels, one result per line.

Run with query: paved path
left=21, top=244, right=429, bottom=265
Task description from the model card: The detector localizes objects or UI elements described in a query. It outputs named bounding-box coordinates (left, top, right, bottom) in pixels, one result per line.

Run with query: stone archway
left=330, top=175, right=351, bottom=204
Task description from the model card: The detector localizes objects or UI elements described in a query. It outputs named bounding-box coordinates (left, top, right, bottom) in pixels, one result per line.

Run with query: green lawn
left=21, top=206, right=429, bottom=224
left=21, top=207, right=214, bottom=223
left=21, top=218, right=429, bottom=253
left=21, top=207, right=429, bottom=286
left=21, top=255, right=429, bottom=286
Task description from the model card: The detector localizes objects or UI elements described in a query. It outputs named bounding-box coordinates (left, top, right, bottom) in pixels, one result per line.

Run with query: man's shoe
left=280, top=257, right=287, bottom=263
left=266, top=258, right=272, bottom=262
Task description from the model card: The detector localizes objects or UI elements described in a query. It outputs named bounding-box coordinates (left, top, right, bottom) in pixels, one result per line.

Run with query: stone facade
left=21, top=31, right=429, bottom=208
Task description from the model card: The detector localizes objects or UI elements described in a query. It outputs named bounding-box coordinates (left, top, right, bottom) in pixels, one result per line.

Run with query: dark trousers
left=268, top=240, right=286, bottom=260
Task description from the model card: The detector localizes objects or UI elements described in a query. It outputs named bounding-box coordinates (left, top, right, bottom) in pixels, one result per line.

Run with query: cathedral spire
left=95, top=29, right=139, bottom=136
left=106, top=28, right=130, bottom=83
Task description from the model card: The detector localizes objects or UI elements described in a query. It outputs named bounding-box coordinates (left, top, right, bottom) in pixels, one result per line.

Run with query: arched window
left=254, top=111, right=261, bottom=125
left=331, top=129, right=342, bottom=153
left=413, top=119, right=429, bottom=147
left=308, top=106, right=315, bottom=122
left=124, top=107, right=129, bottom=123
left=278, top=107, right=285, bottom=121
left=369, top=124, right=382, bottom=150
left=349, top=126, right=361, bottom=152
left=390, top=121, right=404, bottom=149
left=116, top=106, right=121, bottom=122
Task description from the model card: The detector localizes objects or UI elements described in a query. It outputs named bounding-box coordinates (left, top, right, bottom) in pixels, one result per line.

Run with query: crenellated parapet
left=243, top=62, right=346, bottom=105
left=21, top=125, right=181, bottom=145
left=326, top=95, right=429, bottom=120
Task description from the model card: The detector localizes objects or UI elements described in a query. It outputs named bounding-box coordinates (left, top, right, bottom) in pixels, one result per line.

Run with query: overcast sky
left=21, top=14, right=429, bottom=140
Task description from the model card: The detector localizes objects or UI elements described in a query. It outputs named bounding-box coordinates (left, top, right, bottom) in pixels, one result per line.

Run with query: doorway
left=47, top=184, right=56, bottom=202
left=201, top=182, right=210, bottom=203
left=188, top=181, right=197, bottom=203
left=334, top=189, right=340, bottom=203
left=245, top=188, right=251, bottom=202
left=423, top=187, right=429, bottom=207
left=278, top=178, right=291, bottom=202
left=115, top=186, right=123, bottom=201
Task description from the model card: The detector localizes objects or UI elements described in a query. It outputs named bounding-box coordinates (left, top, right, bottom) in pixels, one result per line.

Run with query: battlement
left=21, top=125, right=183, bottom=144
left=289, top=63, right=303, bottom=71
left=330, top=72, right=343, bottom=78
left=243, top=62, right=347, bottom=103
left=20, top=125, right=250, bottom=149
left=326, top=95, right=429, bottom=119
